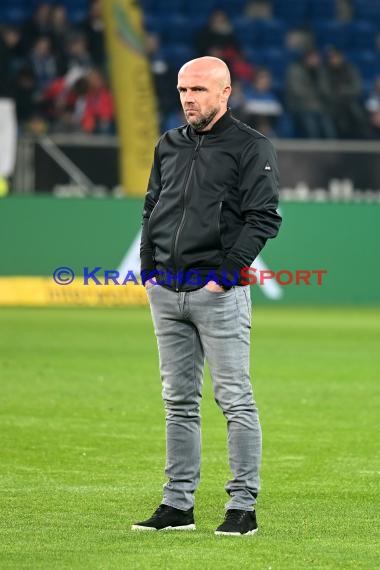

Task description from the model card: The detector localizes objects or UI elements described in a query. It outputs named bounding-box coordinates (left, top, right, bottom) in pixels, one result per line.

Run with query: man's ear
left=222, top=85, right=232, bottom=104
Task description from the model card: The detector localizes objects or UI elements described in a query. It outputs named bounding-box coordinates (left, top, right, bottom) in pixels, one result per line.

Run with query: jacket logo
left=264, top=161, right=272, bottom=172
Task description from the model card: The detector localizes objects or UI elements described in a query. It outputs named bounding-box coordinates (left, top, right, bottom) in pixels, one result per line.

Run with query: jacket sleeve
left=215, top=137, right=282, bottom=283
left=140, top=141, right=162, bottom=284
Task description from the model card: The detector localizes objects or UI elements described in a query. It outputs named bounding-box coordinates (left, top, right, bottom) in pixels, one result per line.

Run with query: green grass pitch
left=0, top=305, right=379, bottom=569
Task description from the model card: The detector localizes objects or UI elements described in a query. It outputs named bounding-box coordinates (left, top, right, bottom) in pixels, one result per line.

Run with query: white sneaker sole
left=131, top=524, right=196, bottom=532
left=214, top=528, right=258, bottom=536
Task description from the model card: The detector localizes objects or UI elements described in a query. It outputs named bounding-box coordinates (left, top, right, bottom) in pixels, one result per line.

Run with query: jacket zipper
left=172, top=134, right=203, bottom=290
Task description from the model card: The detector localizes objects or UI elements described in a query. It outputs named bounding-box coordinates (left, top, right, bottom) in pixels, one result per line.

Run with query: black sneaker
left=214, top=509, right=258, bottom=536
left=131, top=504, right=195, bottom=531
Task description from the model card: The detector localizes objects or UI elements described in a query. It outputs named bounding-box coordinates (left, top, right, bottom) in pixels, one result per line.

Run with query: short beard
left=188, top=107, right=219, bottom=131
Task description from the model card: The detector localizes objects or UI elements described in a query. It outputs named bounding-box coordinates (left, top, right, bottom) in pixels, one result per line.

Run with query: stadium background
left=0, top=1, right=379, bottom=569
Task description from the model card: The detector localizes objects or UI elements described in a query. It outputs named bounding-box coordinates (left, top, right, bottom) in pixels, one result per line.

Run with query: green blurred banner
left=1, top=197, right=379, bottom=304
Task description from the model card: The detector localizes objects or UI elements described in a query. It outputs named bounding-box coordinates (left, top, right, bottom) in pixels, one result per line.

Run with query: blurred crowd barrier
left=11, top=134, right=380, bottom=201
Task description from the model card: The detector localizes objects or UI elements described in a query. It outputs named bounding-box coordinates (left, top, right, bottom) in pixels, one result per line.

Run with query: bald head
left=177, top=57, right=232, bottom=132
left=179, top=56, right=231, bottom=89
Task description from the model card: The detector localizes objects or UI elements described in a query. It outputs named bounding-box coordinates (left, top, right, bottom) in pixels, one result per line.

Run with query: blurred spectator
left=241, top=68, right=283, bottom=135
left=46, top=74, right=89, bottom=133
left=81, top=0, right=106, bottom=68
left=145, top=33, right=179, bottom=128
left=13, top=66, right=39, bottom=125
left=81, top=69, right=114, bottom=134
left=325, top=47, right=369, bottom=139
left=244, top=0, right=273, bottom=20
left=65, top=33, right=93, bottom=72
left=50, top=4, right=72, bottom=56
left=25, top=115, right=48, bottom=135
left=229, top=80, right=247, bottom=115
left=43, top=68, right=114, bottom=134
left=285, top=49, right=336, bottom=138
left=196, top=10, right=239, bottom=56
left=365, top=77, right=380, bottom=113
left=0, top=27, right=27, bottom=97
left=23, top=3, right=52, bottom=49
left=336, top=0, right=354, bottom=22
left=64, top=77, right=90, bottom=132
left=365, top=77, right=380, bottom=138
left=205, top=44, right=255, bottom=84
left=29, top=36, right=61, bottom=92
left=368, top=110, right=380, bottom=138
left=41, top=66, right=85, bottom=125
left=220, top=46, right=255, bottom=83
left=285, top=27, right=314, bottom=55
left=195, top=10, right=252, bottom=86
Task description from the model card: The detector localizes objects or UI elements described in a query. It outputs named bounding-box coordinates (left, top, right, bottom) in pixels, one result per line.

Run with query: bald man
left=133, top=57, right=282, bottom=535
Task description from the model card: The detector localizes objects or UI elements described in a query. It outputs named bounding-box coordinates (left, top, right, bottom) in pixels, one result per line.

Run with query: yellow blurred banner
left=0, top=278, right=148, bottom=307
left=103, top=0, right=159, bottom=196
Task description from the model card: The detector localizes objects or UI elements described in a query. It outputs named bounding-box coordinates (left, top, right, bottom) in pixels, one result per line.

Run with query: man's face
left=328, top=52, right=343, bottom=68
left=305, top=52, right=320, bottom=68
left=177, top=68, right=229, bottom=131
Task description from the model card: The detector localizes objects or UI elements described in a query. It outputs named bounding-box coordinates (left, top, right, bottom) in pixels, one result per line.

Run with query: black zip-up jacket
left=140, top=110, right=282, bottom=291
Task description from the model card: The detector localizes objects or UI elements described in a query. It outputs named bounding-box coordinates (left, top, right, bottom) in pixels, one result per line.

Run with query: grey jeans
left=146, top=283, right=262, bottom=511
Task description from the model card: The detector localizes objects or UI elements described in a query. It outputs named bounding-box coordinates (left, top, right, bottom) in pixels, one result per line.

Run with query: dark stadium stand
left=0, top=0, right=88, bottom=25
left=0, top=0, right=380, bottom=138
left=140, top=0, right=380, bottom=92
